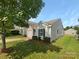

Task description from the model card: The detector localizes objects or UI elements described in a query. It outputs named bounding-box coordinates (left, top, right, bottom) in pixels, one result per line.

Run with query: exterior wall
left=51, top=26, right=57, bottom=41
left=51, top=20, right=64, bottom=42
left=27, top=26, right=33, bottom=39
left=22, top=27, right=27, bottom=36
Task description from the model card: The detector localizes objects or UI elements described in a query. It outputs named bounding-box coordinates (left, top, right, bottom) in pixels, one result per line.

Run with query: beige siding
left=27, top=26, right=33, bottom=39
left=51, top=20, right=64, bottom=42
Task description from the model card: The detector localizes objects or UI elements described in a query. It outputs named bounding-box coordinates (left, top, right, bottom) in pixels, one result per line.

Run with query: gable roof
left=28, top=21, right=38, bottom=29
left=43, top=19, right=61, bottom=25
left=28, top=19, right=61, bottom=28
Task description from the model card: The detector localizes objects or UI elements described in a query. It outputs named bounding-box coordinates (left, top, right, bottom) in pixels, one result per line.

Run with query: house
left=14, top=19, right=64, bottom=42
left=14, top=22, right=38, bottom=36
left=64, top=29, right=77, bottom=36
left=14, top=25, right=27, bottom=36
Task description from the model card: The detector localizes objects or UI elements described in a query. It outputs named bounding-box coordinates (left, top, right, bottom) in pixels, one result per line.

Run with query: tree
left=74, top=26, right=79, bottom=30
left=0, top=0, right=44, bottom=51
left=76, top=19, right=79, bottom=40
left=64, top=26, right=72, bottom=30
left=75, top=27, right=79, bottom=40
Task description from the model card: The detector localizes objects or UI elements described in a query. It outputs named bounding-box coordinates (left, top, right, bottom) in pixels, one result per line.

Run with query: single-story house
left=64, top=29, right=77, bottom=36
left=14, top=19, right=64, bottom=42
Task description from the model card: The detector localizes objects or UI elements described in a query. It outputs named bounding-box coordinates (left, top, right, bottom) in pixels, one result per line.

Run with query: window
left=38, top=29, right=45, bottom=37
left=33, top=29, right=36, bottom=35
left=57, top=29, right=59, bottom=34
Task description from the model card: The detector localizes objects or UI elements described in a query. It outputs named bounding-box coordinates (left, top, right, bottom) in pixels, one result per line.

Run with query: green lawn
left=0, top=35, right=79, bottom=59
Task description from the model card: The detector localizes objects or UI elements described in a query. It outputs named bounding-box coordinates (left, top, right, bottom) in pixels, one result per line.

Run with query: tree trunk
left=2, top=31, right=6, bottom=49
left=1, top=21, right=6, bottom=49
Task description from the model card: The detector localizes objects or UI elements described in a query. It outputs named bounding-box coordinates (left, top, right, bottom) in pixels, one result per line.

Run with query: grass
left=0, top=35, right=79, bottom=59
left=0, top=35, right=26, bottom=44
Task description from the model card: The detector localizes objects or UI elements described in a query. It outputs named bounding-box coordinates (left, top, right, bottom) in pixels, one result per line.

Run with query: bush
left=38, top=37, right=41, bottom=40
left=64, top=26, right=72, bottom=30
left=74, top=26, right=79, bottom=30
left=0, top=30, right=20, bottom=36
left=76, top=30, right=79, bottom=40
left=6, top=32, right=12, bottom=36
left=32, top=36, right=38, bottom=40
left=44, top=37, right=50, bottom=42
left=76, top=30, right=79, bottom=34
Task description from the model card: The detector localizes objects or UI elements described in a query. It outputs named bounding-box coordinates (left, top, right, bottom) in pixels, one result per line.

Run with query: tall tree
left=0, top=0, right=44, bottom=51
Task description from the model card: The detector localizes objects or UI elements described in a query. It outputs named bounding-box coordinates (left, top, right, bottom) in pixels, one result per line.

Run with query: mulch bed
left=0, top=47, right=13, bottom=53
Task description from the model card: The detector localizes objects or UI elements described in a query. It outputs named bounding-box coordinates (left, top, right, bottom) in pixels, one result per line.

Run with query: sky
left=30, top=0, right=79, bottom=27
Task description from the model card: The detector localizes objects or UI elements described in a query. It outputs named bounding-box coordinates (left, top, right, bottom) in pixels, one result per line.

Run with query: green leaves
left=0, top=0, right=44, bottom=28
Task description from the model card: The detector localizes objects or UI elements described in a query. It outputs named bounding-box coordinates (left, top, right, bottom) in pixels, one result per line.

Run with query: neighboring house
left=14, top=19, right=64, bottom=42
left=64, top=29, right=77, bottom=36
left=14, top=22, right=38, bottom=36
left=14, top=25, right=27, bottom=36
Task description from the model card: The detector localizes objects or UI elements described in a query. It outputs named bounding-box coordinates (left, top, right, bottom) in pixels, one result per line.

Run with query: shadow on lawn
left=7, top=40, right=62, bottom=59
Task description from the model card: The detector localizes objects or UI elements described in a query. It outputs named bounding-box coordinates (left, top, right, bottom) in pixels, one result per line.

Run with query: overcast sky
left=30, top=0, right=79, bottom=27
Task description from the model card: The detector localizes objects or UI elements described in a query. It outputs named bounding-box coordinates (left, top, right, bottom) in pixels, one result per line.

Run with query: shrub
left=32, top=36, right=38, bottom=40
left=44, top=37, right=50, bottom=42
left=6, top=32, right=12, bottom=36
left=0, top=29, right=20, bottom=36
left=76, top=30, right=79, bottom=40
left=76, top=30, right=79, bottom=34
left=38, top=37, right=41, bottom=40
